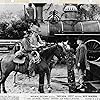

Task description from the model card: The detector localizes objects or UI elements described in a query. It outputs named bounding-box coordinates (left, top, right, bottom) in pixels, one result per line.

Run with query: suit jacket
left=26, top=7, right=34, bottom=20
left=76, top=43, right=87, bottom=67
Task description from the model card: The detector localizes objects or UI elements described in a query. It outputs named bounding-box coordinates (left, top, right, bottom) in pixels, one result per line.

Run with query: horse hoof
left=38, top=90, right=44, bottom=93
left=13, top=83, right=17, bottom=87
left=38, top=89, right=44, bottom=93
left=40, top=91, right=44, bottom=93
left=3, top=90, right=7, bottom=93
left=38, top=86, right=44, bottom=93
left=4, top=91, right=7, bottom=93
left=48, top=87, right=52, bottom=93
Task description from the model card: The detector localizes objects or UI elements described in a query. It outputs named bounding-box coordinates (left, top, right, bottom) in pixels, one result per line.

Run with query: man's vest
left=76, top=44, right=87, bottom=67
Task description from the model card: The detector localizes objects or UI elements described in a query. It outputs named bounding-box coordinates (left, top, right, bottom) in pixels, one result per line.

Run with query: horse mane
left=43, top=44, right=57, bottom=51
left=40, top=44, right=57, bottom=55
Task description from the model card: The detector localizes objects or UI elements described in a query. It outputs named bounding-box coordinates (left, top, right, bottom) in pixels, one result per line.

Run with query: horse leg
left=1, top=74, right=7, bottom=93
left=46, top=67, right=52, bottom=93
left=2, top=82, right=7, bottom=93
left=38, top=73, right=45, bottom=93
left=0, top=82, right=1, bottom=93
left=0, top=70, right=6, bottom=93
left=13, top=72, right=17, bottom=87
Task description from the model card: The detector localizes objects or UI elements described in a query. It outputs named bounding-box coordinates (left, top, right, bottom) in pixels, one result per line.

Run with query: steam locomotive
left=34, top=4, right=100, bottom=58
left=33, top=3, right=100, bottom=92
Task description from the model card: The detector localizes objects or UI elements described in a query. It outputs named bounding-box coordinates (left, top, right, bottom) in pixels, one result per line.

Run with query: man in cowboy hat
left=28, top=21, right=45, bottom=49
left=75, top=37, right=87, bottom=91
left=14, top=31, right=37, bottom=77
left=14, top=31, right=33, bottom=62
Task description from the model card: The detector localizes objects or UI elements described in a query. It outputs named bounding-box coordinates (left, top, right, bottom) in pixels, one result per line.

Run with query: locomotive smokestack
left=33, top=3, right=46, bottom=22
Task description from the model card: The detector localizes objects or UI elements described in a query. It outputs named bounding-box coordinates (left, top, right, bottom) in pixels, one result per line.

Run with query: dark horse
left=0, top=43, right=65, bottom=93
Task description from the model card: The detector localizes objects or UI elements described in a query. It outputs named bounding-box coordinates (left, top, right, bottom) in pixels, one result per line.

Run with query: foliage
left=0, top=9, right=28, bottom=39
left=0, top=19, right=29, bottom=39
left=77, top=4, right=100, bottom=20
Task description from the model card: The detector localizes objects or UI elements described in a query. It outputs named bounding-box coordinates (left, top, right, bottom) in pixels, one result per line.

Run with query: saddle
left=13, top=50, right=26, bottom=64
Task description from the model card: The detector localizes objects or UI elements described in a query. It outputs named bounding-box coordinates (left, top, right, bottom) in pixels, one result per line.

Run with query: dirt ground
left=4, top=64, right=69, bottom=93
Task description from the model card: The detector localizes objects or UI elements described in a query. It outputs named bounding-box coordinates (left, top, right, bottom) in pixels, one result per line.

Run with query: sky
left=0, top=3, right=100, bottom=21
left=0, top=4, right=26, bottom=13
left=0, top=1, right=100, bottom=14
left=0, top=3, right=31, bottom=22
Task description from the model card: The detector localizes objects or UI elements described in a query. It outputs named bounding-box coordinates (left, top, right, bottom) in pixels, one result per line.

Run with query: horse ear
left=62, top=41, right=64, bottom=45
left=55, top=41, right=58, bottom=46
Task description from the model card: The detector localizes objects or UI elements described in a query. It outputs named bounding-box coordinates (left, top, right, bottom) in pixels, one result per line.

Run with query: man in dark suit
left=75, top=38, right=87, bottom=90
left=26, top=3, right=34, bottom=22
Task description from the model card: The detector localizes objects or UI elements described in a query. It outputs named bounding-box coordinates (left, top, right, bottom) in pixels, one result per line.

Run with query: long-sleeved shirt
left=30, top=33, right=43, bottom=48
left=76, top=43, right=87, bottom=66
left=21, top=37, right=32, bottom=52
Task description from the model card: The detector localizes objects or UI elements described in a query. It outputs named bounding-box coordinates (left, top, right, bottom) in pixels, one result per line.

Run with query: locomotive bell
left=61, top=4, right=78, bottom=32
left=64, top=4, right=78, bottom=12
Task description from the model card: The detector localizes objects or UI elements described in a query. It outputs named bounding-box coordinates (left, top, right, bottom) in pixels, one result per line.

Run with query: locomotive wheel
left=84, top=39, right=100, bottom=61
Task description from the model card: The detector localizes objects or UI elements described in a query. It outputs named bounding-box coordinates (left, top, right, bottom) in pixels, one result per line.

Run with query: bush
left=0, top=19, right=28, bottom=39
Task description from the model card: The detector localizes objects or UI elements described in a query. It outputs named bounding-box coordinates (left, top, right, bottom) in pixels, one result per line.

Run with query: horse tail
left=0, top=58, right=3, bottom=70
left=0, top=58, right=3, bottom=82
left=0, top=58, right=2, bottom=71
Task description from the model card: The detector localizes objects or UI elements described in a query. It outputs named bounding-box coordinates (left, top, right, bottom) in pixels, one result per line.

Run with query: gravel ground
left=4, top=64, right=69, bottom=93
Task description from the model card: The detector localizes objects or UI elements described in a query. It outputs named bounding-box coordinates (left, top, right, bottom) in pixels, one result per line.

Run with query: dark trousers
left=75, top=61, right=86, bottom=86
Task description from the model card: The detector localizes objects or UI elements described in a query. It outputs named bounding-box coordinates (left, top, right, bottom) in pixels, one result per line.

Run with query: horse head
left=54, top=42, right=66, bottom=61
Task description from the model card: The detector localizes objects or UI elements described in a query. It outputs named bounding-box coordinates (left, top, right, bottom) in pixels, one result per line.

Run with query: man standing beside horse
left=28, top=20, right=45, bottom=49
left=75, top=37, right=87, bottom=91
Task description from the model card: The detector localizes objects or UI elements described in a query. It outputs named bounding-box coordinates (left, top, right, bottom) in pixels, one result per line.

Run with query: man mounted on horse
left=14, top=20, right=45, bottom=77
left=0, top=18, right=66, bottom=93
left=29, top=20, right=45, bottom=49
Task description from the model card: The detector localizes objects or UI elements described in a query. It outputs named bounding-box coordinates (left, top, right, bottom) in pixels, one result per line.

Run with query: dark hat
left=28, top=3, right=32, bottom=7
